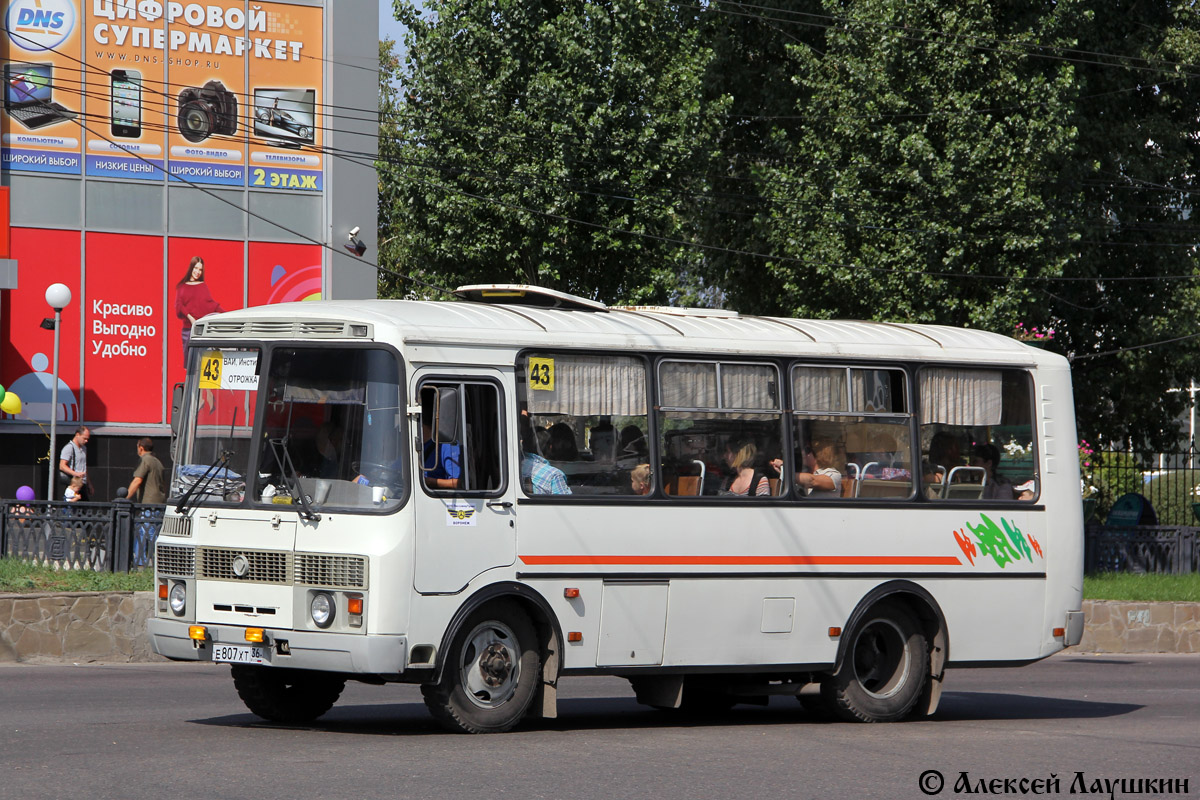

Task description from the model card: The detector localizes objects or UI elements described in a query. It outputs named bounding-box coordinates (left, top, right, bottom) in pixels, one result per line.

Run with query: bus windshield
left=253, top=346, right=405, bottom=512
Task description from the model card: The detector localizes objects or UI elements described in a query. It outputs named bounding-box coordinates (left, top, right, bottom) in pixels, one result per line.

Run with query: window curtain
left=526, top=355, right=647, bottom=416
left=793, top=367, right=848, bottom=412
left=919, top=368, right=1003, bottom=425
left=660, top=362, right=718, bottom=408
left=720, top=364, right=779, bottom=409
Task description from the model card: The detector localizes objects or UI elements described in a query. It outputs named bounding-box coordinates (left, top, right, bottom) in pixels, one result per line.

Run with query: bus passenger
left=630, top=463, right=652, bottom=495
left=795, top=439, right=842, bottom=498
left=519, top=414, right=571, bottom=495
left=721, top=440, right=770, bottom=497
left=971, top=442, right=1013, bottom=500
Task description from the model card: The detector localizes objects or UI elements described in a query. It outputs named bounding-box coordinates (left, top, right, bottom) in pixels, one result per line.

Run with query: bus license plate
left=211, top=644, right=270, bottom=664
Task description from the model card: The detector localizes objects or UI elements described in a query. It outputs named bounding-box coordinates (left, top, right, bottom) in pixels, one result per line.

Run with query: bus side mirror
left=169, top=382, right=184, bottom=457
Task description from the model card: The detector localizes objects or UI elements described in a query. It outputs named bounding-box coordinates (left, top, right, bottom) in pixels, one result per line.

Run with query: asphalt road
left=0, top=653, right=1196, bottom=800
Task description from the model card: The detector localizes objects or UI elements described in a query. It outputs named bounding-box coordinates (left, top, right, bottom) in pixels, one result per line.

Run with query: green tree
left=378, top=0, right=724, bottom=303
left=697, top=0, right=1200, bottom=447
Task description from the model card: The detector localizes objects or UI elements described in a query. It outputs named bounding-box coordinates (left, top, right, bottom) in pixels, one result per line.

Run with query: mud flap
left=910, top=625, right=947, bottom=717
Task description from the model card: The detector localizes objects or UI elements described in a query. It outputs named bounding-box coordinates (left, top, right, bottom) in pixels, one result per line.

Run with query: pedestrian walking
left=127, top=437, right=165, bottom=567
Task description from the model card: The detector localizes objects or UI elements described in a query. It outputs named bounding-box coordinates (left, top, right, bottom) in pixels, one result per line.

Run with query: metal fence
left=1084, top=524, right=1199, bottom=574
left=0, top=501, right=164, bottom=573
left=1088, top=448, right=1200, bottom=527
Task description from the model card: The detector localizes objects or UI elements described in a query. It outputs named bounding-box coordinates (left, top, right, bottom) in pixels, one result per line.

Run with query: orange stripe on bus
left=518, top=555, right=962, bottom=566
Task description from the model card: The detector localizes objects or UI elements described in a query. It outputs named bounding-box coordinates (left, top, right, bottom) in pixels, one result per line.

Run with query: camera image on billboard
left=177, top=80, right=238, bottom=143
left=253, top=88, right=315, bottom=147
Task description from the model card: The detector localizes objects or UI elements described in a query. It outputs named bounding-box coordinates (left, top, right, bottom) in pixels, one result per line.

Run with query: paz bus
left=148, top=285, right=1084, bottom=732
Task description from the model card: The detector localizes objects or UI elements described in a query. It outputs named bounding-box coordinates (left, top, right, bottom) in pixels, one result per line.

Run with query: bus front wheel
left=422, top=600, right=540, bottom=733
left=230, top=665, right=346, bottom=723
left=821, top=601, right=928, bottom=722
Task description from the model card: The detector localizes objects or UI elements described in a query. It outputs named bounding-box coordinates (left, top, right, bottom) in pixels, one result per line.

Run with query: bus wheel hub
left=480, top=644, right=512, bottom=687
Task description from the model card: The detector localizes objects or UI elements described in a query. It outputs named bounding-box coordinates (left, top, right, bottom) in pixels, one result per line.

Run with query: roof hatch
left=453, top=284, right=608, bottom=312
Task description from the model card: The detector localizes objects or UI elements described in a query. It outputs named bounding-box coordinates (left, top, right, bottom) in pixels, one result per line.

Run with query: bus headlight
left=310, top=592, right=334, bottom=628
left=169, top=582, right=187, bottom=616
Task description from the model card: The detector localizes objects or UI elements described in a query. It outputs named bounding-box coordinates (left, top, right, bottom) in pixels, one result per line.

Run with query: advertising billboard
left=1, top=0, right=84, bottom=174
left=2, top=0, right=325, bottom=186
left=246, top=2, right=323, bottom=192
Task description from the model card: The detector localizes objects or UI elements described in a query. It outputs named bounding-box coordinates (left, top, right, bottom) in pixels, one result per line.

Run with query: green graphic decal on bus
left=953, top=514, right=1044, bottom=567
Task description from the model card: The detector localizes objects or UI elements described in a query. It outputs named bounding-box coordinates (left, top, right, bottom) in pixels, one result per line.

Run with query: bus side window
left=919, top=368, right=1036, bottom=502
left=420, top=382, right=504, bottom=494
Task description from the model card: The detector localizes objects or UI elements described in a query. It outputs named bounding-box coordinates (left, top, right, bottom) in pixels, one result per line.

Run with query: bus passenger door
left=412, top=373, right=516, bottom=594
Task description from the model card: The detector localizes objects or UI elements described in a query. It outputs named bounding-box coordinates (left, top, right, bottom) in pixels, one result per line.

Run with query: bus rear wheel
left=422, top=601, right=540, bottom=734
left=821, top=602, right=928, bottom=722
left=230, top=665, right=346, bottom=724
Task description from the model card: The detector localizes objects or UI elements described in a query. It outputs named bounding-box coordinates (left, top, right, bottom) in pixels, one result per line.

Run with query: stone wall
left=1075, top=599, right=1200, bottom=654
left=0, top=591, right=163, bottom=663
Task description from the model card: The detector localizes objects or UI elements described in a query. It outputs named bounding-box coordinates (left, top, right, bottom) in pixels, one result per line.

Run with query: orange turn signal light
left=1052, top=627, right=1065, bottom=638
left=245, top=628, right=265, bottom=643
left=347, top=597, right=364, bottom=615
left=567, top=632, right=582, bottom=643
left=564, top=588, right=580, bottom=599
left=828, top=627, right=842, bottom=638
left=158, top=583, right=168, bottom=600
left=188, top=626, right=207, bottom=641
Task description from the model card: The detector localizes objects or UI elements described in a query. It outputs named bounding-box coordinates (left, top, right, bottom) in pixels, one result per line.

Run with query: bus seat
left=840, top=477, right=857, bottom=498
left=945, top=483, right=985, bottom=500
left=768, top=477, right=780, bottom=496
left=858, top=479, right=911, bottom=498
left=675, top=476, right=701, bottom=496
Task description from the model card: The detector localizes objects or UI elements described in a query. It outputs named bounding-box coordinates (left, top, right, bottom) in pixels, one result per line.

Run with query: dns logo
left=6, top=0, right=76, bottom=52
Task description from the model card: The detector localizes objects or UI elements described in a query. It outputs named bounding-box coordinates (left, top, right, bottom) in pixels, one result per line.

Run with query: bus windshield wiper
left=174, top=408, right=239, bottom=516
left=266, top=436, right=321, bottom=523
left=174, top=452, right=229, bottom=515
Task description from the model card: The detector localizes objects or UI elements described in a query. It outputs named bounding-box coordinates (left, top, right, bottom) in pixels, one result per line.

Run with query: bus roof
left=196, top=295, right=1055, bottom=366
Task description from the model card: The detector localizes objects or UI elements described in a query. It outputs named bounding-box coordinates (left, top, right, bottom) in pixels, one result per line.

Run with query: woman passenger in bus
left=721, top=440, right=770, bottom=497
left=773, top=438, right=842, bottom=498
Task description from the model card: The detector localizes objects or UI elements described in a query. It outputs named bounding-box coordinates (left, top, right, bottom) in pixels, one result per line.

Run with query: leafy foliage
left=0, top=558, right=152, bottom=593
left=379, top=0, right=1200, bottom=446
left=379, top=2, right=724, bottom=304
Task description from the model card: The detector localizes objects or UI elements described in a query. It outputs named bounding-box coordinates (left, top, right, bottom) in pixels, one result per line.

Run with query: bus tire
left=821, top=601, right=928, bottom=722
left=230, top=665, right=345, bottom=723
left=422, top=600, right=540, bottom=733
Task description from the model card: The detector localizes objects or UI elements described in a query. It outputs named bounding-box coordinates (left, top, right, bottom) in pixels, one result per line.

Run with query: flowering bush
left=1014, top=323, right=1055, bottom=342
left=1079, top=440, right=1100, bottom=499
left=1003, top=438, right=1032, bottom=458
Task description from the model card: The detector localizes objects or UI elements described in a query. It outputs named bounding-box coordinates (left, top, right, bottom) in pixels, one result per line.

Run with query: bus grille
left=294, top=553, right=367, bottom=589
left=156, top=544, right=195, bottom=577
left=161, top=515, right=192, bottom=538
left=198, top=547, right=292, bottom=583
left=196, top=319, right=370, bottom=339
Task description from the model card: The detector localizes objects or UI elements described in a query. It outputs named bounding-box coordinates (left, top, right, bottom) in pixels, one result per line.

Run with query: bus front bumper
left=147, top=617, right=408, bottom=676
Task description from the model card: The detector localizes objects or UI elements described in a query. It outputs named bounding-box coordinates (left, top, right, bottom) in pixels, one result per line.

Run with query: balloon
left=0, top=383, right=5, bottom=402
left=15, top=486, right=34, bottom=502
left=0, top=391, right=20, bottom=415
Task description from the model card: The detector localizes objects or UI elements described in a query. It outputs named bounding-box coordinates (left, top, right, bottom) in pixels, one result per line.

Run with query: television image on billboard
left=253, top=88, right=316, bottom=147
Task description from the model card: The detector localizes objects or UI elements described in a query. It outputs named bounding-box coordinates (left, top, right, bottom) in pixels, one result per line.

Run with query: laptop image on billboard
left=4, top=62, right=78, bottom=130
left=253, top=88, right=315, bottom=147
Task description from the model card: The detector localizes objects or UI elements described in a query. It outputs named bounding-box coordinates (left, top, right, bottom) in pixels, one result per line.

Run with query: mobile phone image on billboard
left=253, top=88, right=315, bottom=147
left=110, top=69, right=142, bottom=138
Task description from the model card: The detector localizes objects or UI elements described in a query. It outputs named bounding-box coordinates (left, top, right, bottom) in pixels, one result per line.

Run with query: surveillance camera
left=348, top=226, right=360, bottom=239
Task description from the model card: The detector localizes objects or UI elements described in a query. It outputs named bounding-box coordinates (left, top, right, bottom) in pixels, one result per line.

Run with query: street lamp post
left=44, top=283, right=72, bottom=502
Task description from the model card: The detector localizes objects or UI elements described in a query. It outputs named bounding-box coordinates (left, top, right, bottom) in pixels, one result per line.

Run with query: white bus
left=149, top=285, right=1084, bottom=732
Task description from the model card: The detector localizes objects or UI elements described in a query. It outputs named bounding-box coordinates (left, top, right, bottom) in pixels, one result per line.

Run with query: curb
left=1, top=593, right=1197, bottom=662
left=1073, top=599, right=1200, bottom=654
left=0, top=590, right=165, bottom=663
